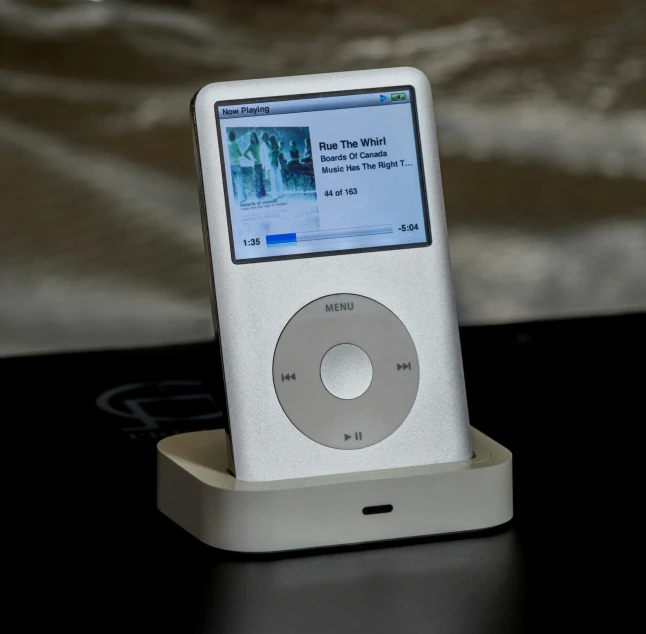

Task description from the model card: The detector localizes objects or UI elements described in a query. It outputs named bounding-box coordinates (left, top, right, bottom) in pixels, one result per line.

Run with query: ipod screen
left=215, top=87, right=430, bottom=263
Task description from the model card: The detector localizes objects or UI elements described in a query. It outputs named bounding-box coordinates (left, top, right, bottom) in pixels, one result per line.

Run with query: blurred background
left=1, top=0, right=644, bottom=356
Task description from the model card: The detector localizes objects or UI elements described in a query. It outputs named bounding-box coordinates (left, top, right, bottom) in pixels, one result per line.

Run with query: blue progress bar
left=266, top=225, right=393, bottom=247
left=266, top=233, right=297, bottom=246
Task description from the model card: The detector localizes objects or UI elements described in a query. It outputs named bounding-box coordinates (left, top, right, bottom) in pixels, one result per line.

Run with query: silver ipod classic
left=191, top=67, right=472, bottom=482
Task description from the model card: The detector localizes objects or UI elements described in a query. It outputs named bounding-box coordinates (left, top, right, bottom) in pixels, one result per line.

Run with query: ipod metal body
left=192, top=67, right=471, bottom=482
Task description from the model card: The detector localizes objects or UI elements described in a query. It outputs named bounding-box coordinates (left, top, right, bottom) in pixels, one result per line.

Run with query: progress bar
left=266, top=224, right=393, bottom=246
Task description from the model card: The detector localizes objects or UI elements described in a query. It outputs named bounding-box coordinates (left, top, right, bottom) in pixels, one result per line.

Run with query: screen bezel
left=214, top=85, right=432, bottom=265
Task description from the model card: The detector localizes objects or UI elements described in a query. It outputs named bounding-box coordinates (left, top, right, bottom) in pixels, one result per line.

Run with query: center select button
left=320, top=344, right=373, bottom=400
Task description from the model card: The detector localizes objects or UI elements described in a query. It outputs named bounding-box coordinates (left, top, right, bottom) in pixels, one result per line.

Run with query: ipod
left=191, top=67, right=472, bottom=482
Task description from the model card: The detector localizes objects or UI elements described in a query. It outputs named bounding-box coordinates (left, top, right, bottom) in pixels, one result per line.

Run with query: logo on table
left=96, top=380, right=222, bottom=440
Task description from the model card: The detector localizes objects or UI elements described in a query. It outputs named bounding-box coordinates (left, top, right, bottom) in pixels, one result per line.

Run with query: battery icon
left=391, top=92, right=407, bottom=102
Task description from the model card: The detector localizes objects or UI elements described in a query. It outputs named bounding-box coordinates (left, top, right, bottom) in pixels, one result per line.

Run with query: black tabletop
left=4, top=313, right=641, bottom=632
